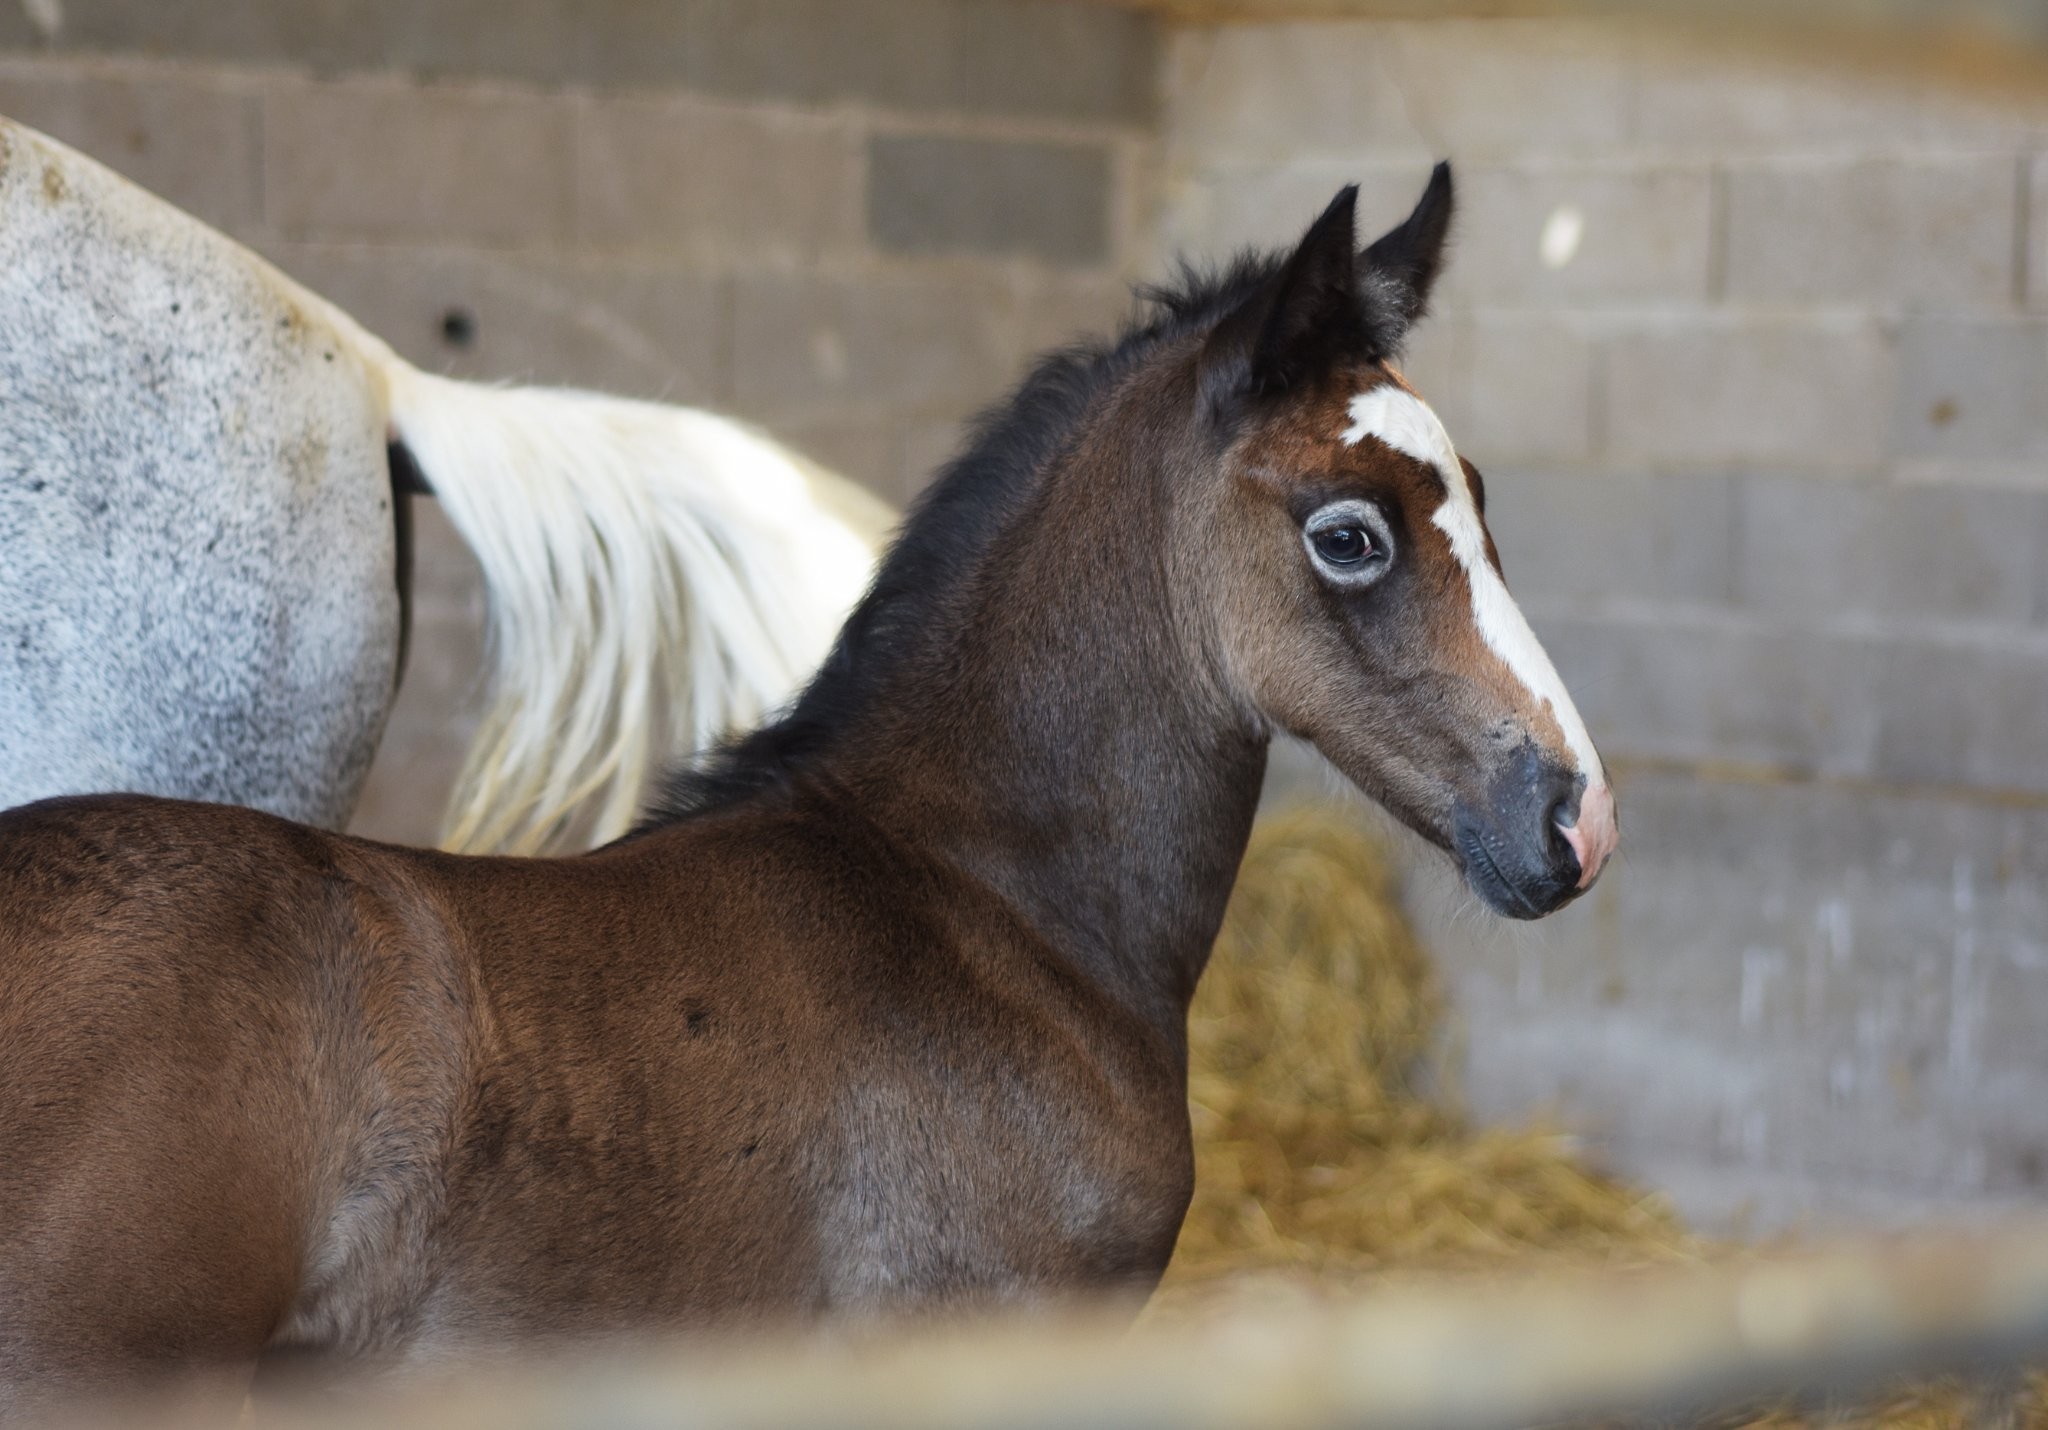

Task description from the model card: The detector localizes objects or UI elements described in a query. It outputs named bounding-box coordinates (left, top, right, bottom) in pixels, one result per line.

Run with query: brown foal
left=0, top=167, right=1615, bottom=1412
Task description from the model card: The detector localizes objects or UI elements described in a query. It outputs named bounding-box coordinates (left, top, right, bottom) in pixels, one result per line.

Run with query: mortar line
left=2014, top=151, right=2031, bottom=308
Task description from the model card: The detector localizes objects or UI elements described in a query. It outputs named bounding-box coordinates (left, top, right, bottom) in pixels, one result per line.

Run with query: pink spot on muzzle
left=1558, top=779, right=1617, bottom=891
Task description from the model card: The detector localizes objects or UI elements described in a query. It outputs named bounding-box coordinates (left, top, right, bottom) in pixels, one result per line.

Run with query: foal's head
left=1173, top=168, right=1615, bottom=918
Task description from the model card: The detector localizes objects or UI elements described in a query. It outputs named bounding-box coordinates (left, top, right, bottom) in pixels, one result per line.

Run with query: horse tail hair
left=372, top=363, right=891, bottom=856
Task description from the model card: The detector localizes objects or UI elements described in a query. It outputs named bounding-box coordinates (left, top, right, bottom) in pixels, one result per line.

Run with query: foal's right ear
left=1357, top=161, right=1455, bottom=355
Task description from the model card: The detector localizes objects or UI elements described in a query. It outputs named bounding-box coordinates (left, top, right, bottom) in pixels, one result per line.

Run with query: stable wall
left=1162, top=19, right=2048, bottom=1230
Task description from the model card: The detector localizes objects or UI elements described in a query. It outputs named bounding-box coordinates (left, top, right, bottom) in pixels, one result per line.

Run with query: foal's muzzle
left=1453, top=750, right=1614, bottom=920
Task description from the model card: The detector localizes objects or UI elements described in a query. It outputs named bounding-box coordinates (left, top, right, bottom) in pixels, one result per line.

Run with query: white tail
left=375, top=368, right=892, bottom=854
left=274, top=270, right=892, bottom=856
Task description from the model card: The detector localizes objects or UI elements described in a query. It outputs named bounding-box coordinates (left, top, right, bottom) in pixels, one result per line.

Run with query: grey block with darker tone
left=679, top=1, right=1156, bottom=125
left=8, top=0, right=1157, bottom=126
left=869, top=134, right=1112, bottom=267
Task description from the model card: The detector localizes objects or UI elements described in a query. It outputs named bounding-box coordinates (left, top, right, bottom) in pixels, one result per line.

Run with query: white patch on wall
left=18, top=0, right=61, bottom=37
left=1538, top=204, right=1583, bottom=270
left=1341, top=384, right=1603, bottom=781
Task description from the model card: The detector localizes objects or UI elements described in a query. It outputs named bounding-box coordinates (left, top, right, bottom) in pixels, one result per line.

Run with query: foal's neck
left=830, top=382, right=1267, bottom=1036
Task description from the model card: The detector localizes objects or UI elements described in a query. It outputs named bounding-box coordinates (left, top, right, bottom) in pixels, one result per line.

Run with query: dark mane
left=630, top=251, right=1287, bottom=833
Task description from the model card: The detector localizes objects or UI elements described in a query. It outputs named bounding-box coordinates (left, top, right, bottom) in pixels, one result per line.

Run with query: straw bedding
left=1162, top=804, right=2043, bottom=1428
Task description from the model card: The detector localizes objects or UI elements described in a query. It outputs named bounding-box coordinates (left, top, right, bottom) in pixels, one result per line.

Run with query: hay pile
left=1163, top=804, right=2044, bottom=1428
left=1165, top=804, right=1693, bottom=1294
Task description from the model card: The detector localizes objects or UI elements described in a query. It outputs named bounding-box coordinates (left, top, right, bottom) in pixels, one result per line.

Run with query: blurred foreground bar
left=162, top=1219, right=2048, bottom=1430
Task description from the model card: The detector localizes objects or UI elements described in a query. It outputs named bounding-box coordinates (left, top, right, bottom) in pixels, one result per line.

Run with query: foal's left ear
left=1358, top=161, right=1455, bottom=356
left=1201, top=185, right=1366, bottom=412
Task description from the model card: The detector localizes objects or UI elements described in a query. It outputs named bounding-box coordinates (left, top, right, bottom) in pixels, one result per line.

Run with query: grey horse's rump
left=0, top=123, right=398, bottom=826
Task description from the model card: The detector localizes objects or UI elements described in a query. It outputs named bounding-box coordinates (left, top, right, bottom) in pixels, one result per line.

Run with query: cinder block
left=1736, top=477, right=2046, bottom=627
left=2030, top=154, right=2048, bottom=309
left=9, top=0, right=1159, bottom=125
left=1635, top=47, right=2048, bottom=155
left=1532, top=611, right=1883, bottom=778
left=1457, top=315, right=1595, bottom=464
left=260, top=0, right=584, bottom=87
left=264, top=243, right=727, bottom=405
left=572, top=95, right=860, bottom=260
left=9, top=0, right=290, bottom=68
left=1371, top=20, right=1639, bottom=159
left=868, top=133, right=1111, bottom=268
left=1895, top=318, right=2048, bottom=465
left=1162, top=19, right=1631, bottom=163
left=0, top=60, right=259, bottom=230
left=262, top=78, right=571, bottom=246
left=1722, top=157, right=2018, bottom=306
left=729, top=271, right=1017, bottom=421
left=677, top=0, right=1157, bottom=126
left=1484, top=470, right=1734, bottom=608
left=1161, top=25, right=1432, bottom=164
left=1450, top=163, right=1713, bottom=307
left=1870, top=638, right=2048, bottom=797
left=1604, top=318, right=1894, bottom=469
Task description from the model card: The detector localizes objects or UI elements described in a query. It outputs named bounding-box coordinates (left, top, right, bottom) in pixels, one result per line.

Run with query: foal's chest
left=807, top=1051, right=1194, bottom=1314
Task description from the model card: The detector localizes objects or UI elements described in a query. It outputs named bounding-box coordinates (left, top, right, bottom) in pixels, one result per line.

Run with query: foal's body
left=0, top=171, right=1617, bottom=1409
left=4, top=759, right=1211, bottom=1383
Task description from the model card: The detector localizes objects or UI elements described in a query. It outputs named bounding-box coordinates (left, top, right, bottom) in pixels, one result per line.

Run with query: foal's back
left=0, top=791, right=1185, bottom=1400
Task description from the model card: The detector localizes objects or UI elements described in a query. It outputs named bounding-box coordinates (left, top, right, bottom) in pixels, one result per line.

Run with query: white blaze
left=1341, top=385, right=1603, bottom=782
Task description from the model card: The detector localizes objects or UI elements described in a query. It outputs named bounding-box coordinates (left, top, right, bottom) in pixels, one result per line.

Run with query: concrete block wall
left=0, top=0, right=1156, bottom=846
left=1166, top=21, right=2048, bottom=1230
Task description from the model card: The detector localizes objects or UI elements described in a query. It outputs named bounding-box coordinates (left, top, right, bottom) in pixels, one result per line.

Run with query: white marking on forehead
left=1342, top=385, right=1604, bottom=782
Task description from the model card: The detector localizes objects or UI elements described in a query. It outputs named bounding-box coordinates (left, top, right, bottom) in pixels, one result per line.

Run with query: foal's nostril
left=1541, top=788, right=1580, bottom=870
left=1545, top=810, right=1576, bottom=871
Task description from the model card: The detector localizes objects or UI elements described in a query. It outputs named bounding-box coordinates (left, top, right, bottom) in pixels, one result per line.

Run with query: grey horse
left=0, top=118, right=888, bottom=853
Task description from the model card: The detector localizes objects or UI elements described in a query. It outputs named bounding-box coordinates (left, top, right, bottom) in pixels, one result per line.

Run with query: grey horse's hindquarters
left=0, top=120, right=399, bottom=826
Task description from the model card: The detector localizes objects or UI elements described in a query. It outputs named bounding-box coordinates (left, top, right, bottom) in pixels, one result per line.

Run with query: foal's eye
left=1301, top=500, right=1393, bottom=587
left=1311, top=525, right=1371, bottom=565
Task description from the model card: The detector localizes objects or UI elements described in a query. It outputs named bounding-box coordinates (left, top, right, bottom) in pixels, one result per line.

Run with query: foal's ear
left=1358, top=161, right=1455, bottom=355
left=1200, top=185, right=1366, bottom=414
